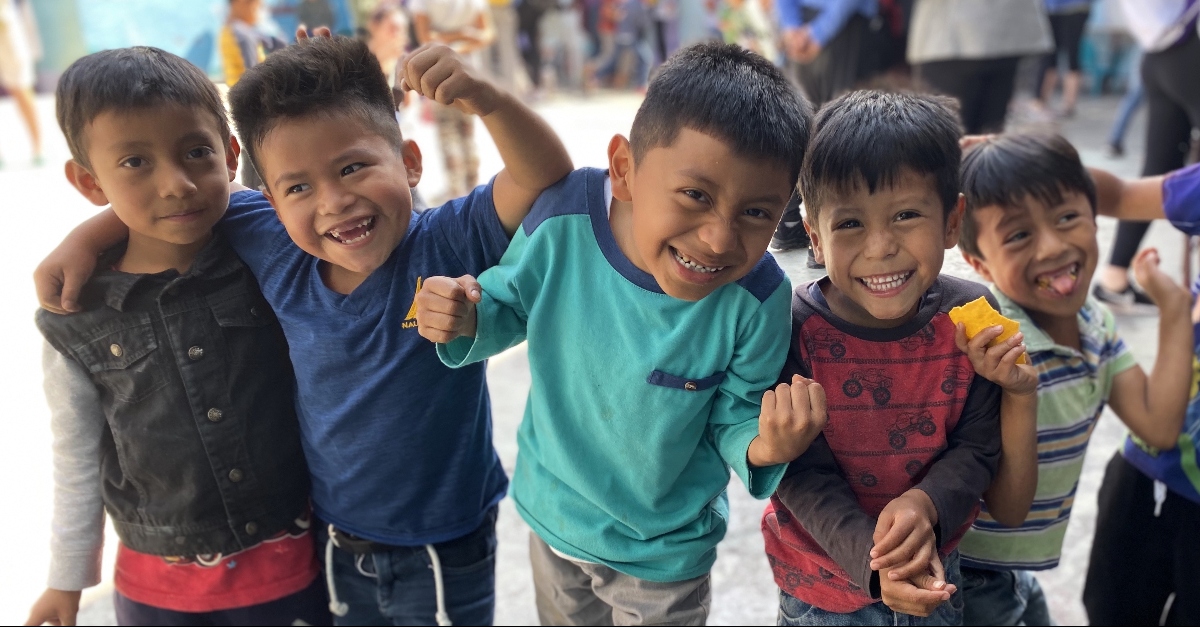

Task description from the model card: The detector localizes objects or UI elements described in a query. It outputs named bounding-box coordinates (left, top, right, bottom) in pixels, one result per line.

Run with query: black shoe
left=771, top=193, right=810, bottom=252
left=1092, top=283, right=1157, bottom=314
left=806, top=244, right=824, bottom=270
left=1107, top=142, right=1124, bottom=159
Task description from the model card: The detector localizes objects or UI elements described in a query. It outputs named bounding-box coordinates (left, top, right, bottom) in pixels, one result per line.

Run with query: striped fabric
left=958, top=290, right=1137, bottom=571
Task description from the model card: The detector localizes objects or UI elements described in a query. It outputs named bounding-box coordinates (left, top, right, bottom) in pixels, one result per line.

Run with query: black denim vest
left=36, top=235, right=309, bottom=557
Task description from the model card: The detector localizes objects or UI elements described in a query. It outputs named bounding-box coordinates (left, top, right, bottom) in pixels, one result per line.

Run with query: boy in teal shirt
left=416, top=42, right=819, bottom=624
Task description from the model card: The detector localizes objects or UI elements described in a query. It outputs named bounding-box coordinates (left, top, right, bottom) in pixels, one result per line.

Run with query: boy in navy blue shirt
left=36, top=37, right=572, bottom=625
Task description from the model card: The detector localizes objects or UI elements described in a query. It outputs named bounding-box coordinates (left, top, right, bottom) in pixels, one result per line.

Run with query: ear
left=804, top=218, right=825, bottom=266
left=226, top=135, right=242, bottom=183
left=607, top=134, right=635, bottom=203
left=64, top=160, right=110, bottom=207
left=401, top=139, right=423, bottom=188
left=944, top=194, right=965, bottom=249
left=961, top=249, right=994, bottom=283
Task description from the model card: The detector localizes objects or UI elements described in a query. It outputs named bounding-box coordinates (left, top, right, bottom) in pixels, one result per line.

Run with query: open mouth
left=325, top=216, right=376, bottom=245
left=672, top=248, right=728, bottom=275
left=1034, top=262, right=1080, bottom=296
left=857, top=271, right=914, bottom=294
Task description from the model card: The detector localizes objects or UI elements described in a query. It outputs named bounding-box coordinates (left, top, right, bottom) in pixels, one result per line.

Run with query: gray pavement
left=0, top=89, right=1177, bottom=625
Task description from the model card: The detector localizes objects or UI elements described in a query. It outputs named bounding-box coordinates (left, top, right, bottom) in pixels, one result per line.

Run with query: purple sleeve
left=1165, top=163, right=1200, bottom=236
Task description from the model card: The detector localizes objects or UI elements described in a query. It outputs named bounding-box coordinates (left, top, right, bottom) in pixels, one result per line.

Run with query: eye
left=341, top=163, right=365, bottom=177
left=120, top=156, right=146, bottom=168
left=1058, top=211, right=1080, bottom=225
left=286, top=183, right=312, bottom=196
left=680, top=189, right=708, bottom=203
left=834, top=219, right=862, bottom=230
left=1004, top=231, right=1029, bottom=245
left=743, top=207, right=770, bottom=220
left=895, top=210, right=921, bottom=221
left=186, top=146, right=215, bottom=159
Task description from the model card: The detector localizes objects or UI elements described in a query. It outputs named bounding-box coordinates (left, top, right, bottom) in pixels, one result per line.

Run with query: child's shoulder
left=934, top=274, right=995, bottom=311
left=518, top=167, right=605, bottom=238
left=730, top=253, right=788, bottom=305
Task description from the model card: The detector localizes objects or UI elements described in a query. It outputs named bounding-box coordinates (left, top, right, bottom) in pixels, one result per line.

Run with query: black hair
left=800, top=90, right=962, bottom=225
left=55, top=46, right=230, bottom=168
left=630, top=41, right=812, bottom=183
left=228, top=36, right=400, bottom=188
left=958, top=133, right=1096, bottom=257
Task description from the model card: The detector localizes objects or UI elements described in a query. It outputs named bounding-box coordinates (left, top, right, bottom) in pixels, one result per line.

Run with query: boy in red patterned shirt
left=762, top=91, right=1039, bottom=625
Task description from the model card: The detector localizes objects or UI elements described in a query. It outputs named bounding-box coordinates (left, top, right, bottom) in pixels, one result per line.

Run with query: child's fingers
left=454, top=275, right=483, bottom=303
left=929, top=552, right=947, bottom=584
left=954, top=322, right=969, bottom=352
left=788, top=377, right=811, bottom=418
left=421, top=275, right=473, bottom=302
left=886, top=543, right=934, bottom=581
left=967, top=325, right=1004, bottom=353
left=807, top=382, right=827, bottom=426
left=883, top=580, right=949, bottom=617
left=418, top=59, right=458, bottom=103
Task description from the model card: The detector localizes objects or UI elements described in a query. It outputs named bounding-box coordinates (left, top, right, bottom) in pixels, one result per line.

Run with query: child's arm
left=26, top=342, right=108, bottom=626
left=955, top=323, right=1039, bottom=527
left=34, top=209, right=127, bottom=314
left=1108, top=248, right=1191, bottom=450
left=1090, top=167, right=1167, bottom=221
left=398, top=44, right=571, bottom=236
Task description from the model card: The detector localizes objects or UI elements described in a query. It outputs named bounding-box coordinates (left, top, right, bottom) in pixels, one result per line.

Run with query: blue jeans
left=778, top=552, right=964, bottom=626
left=960, top=567, right=1053, bottom=626
left=319, top=506, right=498, bottom=626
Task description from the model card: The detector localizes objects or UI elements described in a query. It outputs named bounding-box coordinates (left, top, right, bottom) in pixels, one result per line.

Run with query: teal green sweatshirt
left=439, top=168, right=791, bottom=581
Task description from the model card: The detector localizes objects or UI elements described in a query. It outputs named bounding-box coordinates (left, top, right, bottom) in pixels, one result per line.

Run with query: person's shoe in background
left=1092, top=283, right=1157, bottom=314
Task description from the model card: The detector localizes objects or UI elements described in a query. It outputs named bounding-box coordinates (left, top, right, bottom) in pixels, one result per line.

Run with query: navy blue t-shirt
left=220, top=185, right=509, bottom=545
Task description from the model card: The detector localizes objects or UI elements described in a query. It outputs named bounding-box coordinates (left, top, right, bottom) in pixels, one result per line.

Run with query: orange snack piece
left=948, top=296, right=1028, bottom=365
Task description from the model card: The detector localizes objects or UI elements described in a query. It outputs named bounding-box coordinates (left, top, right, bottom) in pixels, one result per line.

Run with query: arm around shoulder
left=35, top=208, right=127, bottom=314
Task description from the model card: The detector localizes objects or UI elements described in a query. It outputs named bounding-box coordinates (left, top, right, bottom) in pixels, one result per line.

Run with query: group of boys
left=22, top=22, right=1200, bottom=627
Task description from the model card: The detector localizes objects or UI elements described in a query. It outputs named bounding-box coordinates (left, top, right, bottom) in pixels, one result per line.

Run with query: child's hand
left=878, top=558, right=955, bottom=617
left=747, top=375, right=827, bottom=467
left=870, top=489, right=938, bottom=574
left=954, top=323, right=1037, bottom=397
left=34, top=244, right=100, bottom=315
left=398, top=43, right=501, bottom=117
left=1132, top=248, right=1190, bottom=311
left=25, top=588, right=81, bottom=626
left=415, top=275, right=482, bottom=343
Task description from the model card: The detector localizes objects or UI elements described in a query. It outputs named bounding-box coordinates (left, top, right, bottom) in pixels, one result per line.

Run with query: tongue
left=1049, top=273, right=1076, bottom=295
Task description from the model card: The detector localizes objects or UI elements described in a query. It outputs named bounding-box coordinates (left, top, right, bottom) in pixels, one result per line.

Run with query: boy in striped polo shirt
left=955, top=133, right=1193, bottom=626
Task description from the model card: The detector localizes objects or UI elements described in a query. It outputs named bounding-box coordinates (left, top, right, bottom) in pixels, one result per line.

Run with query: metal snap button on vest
left=109, top=344, right=123, bottom=357
left=207, top=408, right=223, bottom=423
left=245, top=522, right=258, bottom=535
left=188, top=346, right=204, bottom=360
left=684, top=381, right=697, bottom=391
left=228, top=468, right=243, bottom=483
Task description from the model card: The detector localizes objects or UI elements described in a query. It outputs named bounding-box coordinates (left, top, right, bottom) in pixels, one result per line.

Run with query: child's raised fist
left=399, top=43, right=501, bottom=117
left=415, top=274, right=483, bottom=344
left=748, top=375, right=827, bottom=467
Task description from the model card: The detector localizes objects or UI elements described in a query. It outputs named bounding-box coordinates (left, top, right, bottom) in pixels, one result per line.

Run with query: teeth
left=859, top=272, right=911, bottom=292
left=338, top=227, right=373, bottom=244
left=1035, top=263, right=1079, bottom=288
left=328, top=217, right=372, bottom=239
left=673, top=249, right=726, bottom=273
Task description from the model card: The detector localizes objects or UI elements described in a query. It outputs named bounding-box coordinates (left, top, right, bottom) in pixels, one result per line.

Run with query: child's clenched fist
left=415, top=274, right=483, bottom=343
left=749, top=375, right=828, bottom=467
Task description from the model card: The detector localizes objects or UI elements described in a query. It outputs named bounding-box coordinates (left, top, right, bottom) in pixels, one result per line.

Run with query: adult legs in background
left=1039, top=10, right=1090, bottom=116
left=517, top=1, right=548, bottom=92
left=488, top=3, right=525, bottom=94
left=1098, top=34, right=1200, bottom=300
left=434, top=104, right=479, bottom=200
left=1107, top=47, right=1144, bottom=156
left=917, top=57, right=1018, bottom=134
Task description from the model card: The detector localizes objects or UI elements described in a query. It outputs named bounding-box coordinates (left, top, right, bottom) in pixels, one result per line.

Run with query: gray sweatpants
left=529, top=533, right=711, bottom=626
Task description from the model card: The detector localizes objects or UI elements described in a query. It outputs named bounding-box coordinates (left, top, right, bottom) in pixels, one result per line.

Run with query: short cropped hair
left=55, top=46, right=230, bottom=168
left=958, top=133, right=1096, bottom=257
left=800, top=91, right=962, bottom=226
left=630, top=42, right=812, bottom=183
left=228, top=36, right=401, bottom=187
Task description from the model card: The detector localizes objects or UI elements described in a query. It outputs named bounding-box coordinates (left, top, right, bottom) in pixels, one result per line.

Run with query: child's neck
left=1027, top=308, right=1082, bottom=351
left=319, top=262, right=370, bottom=295
left=116, top=231, right=211, bottom=276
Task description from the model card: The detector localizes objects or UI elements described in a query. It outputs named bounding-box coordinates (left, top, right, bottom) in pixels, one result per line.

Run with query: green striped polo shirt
left=958, top=289, right=1137, bottom=571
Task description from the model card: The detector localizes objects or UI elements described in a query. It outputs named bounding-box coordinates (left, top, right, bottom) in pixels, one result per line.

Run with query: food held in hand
left=948, top=296, right=1027, bottom=365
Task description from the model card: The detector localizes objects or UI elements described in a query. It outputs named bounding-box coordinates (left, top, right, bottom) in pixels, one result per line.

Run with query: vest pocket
left=75, top=321, right=169, bottom=403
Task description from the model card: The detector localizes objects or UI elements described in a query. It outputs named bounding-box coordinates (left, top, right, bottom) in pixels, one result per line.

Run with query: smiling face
left=962, top=191, right=1097, bottom=325
left=608, top=128, right=793, bottom=301
left=256, top=113, right=422, bottom=294
left=808, top=169, right=962, bottom=328
left=73, top=104, right=237, bottom=251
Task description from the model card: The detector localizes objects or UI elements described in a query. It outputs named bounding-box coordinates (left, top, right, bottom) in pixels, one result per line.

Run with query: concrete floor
left=0, top=88, right=1179, bottom=625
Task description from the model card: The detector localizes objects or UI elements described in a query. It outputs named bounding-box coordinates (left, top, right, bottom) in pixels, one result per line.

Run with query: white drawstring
left=425, top=544, right=452, bottom=626
left=325, top=525, right=349, bottom=617
left=1153, top=480, right=1168, bottom=517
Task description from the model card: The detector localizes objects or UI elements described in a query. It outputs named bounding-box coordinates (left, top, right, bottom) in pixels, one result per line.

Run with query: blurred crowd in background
left=0, top=0, right=1196, bottom=289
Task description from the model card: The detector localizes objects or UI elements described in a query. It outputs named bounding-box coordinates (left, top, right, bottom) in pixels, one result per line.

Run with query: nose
left=697, top=215, right=738, bottom=256
left=1033, top=226, right=1069, bottom=261
left=316, top=180, right=354, bottom=217
left=863, top=226, right=899, bottom=260
left=158, top=163, right=197, bottom=200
